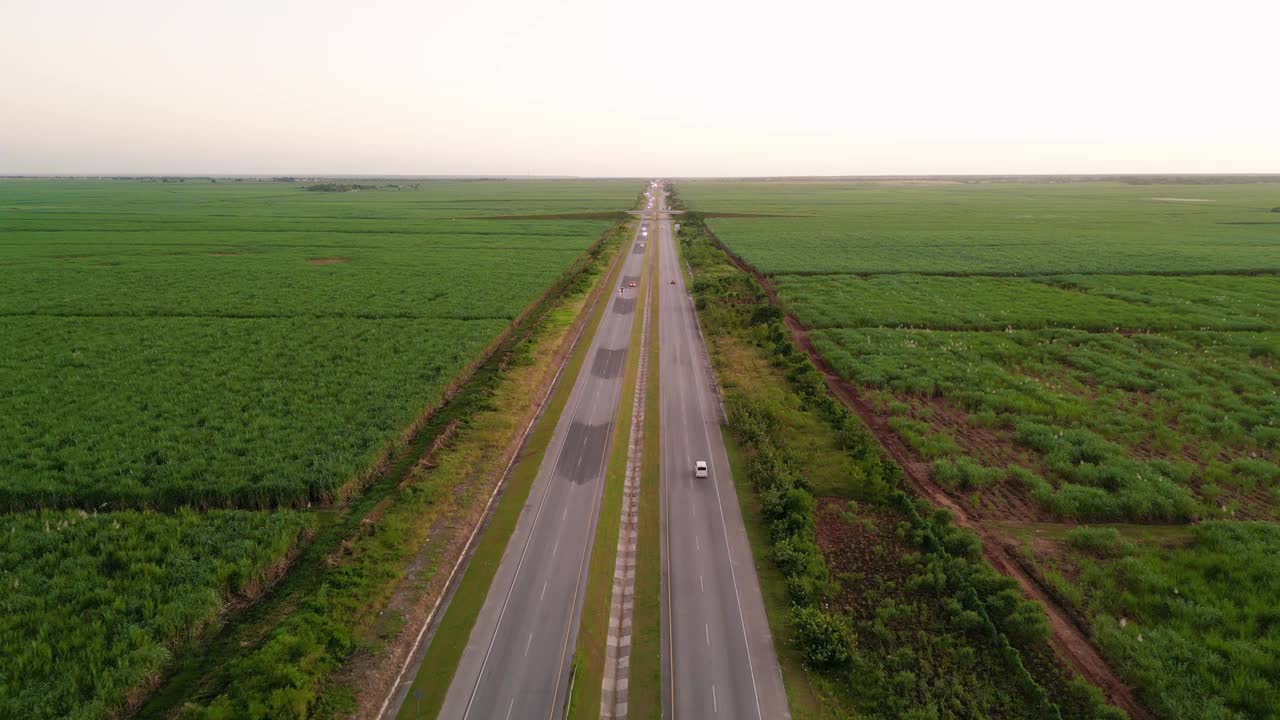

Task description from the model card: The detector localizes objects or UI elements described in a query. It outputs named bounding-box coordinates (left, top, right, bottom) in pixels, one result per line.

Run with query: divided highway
left=391, top=183, right=789, bottom=720
left=656, top=188, right=789, bottom=719
left=432, top=216, right=649, bottom=720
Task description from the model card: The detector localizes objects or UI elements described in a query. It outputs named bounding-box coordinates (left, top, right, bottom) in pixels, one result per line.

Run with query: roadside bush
left=791, top=606, right=852, bottom=669
left=933, top=457, right=1004, bottom=489
left=1066, top=527, right=1136, bottom=558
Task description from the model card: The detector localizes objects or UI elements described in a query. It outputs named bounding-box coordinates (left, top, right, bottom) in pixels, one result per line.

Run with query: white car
left=694, top=460, right=708, bottom=478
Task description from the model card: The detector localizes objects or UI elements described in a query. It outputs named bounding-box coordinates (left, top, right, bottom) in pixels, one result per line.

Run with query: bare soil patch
left=814, top=498, right=913, bottom=618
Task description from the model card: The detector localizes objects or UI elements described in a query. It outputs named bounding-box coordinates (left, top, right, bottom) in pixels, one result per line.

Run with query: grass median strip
left=394, top=223, right=634, bottom=720
left=566, top=227, right=652, bottom=719
left=627, top=232, right=662, bottom=719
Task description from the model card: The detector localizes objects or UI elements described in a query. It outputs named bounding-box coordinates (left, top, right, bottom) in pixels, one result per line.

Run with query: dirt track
left=711, top=233, right=1154, bottom=720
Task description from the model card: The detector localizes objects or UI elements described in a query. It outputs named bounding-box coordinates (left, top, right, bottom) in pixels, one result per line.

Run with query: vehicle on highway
left=694, top=460, right=708, bottom=478
left=670, top=279, right=675, bottom=284
left=628, top=281, right=637, bottom=287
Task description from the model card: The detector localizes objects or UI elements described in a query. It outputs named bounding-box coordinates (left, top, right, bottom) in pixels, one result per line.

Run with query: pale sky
left=2, top=0, right=1278, bottom=176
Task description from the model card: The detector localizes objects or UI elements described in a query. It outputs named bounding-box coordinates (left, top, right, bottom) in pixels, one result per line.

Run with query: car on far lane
left=695, top=460, right=708, bottom=478
left=628, top=281, right=637, bottom=287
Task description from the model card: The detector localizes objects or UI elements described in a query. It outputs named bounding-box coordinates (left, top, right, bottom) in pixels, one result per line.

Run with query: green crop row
left=1, top=316, right=504, bottom=510
left=813, top=328, right=1280, bottom=521
left=677, top=180, right=1280, bottom=275
left=775, top=273, right=1280, bottom=332
left=0, top=508, right=312, bottom=720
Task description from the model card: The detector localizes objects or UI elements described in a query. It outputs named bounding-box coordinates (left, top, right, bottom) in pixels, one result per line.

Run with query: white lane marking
left=458, top=238, right=632, bottom=719
left=679, top=224, right=766, bottom=719
left=712, top=684, right=718, bottom=714
left=551, top=536, right=560, bottom=558
left=700, top=575, right=704, bottom=593
left=695, top=535, right=700, bottom=551
left=548, top=311, right=632, bottom=719
left=506, top=697, right=516, bottom=720
left=525, top=632, right=534, bottom=656
left=540, top=580, right=548, bottom=602
left=705, top=623, right=710, bottom=647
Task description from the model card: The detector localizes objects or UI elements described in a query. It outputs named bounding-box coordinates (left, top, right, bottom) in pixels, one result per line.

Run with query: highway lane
left=434, top=212, right=651, bottom=720
left=656, top=185, right=790, bottom=719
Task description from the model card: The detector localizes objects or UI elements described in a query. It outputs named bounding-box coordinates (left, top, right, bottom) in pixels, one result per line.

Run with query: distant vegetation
left=303, top=182, right=380, bottom=192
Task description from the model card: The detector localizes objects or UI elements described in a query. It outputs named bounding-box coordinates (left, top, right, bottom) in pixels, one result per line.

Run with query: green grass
left=628, top=251, right=662, bottom=720
left=0, top=509, right=312, bottom=720
left=1030, top=522, right=1280, bottom=720
left=394, top=220, right=632, bottom=720
left=720, top=429, right=836, bottom=720
left=0, top=178, right=638, bottom=509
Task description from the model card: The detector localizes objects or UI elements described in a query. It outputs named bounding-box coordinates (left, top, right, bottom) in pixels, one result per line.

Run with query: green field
left=681, top=181, right=1280, bottom=274
left=678, top=179, right=1280, bottom=719
left=0, top=179, right=634, bottom=509
left=0, top=178, right=636, bottom=719
left=1028, top=523, right=1280, bottom=720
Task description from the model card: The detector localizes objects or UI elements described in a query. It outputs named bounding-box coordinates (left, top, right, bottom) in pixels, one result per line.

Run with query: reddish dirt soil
left=712, top=236, right=1155, bottom=720
left=814, top=498, right=914, bottom=618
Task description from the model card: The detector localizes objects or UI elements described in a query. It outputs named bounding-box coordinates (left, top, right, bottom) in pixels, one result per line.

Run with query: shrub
left=1066, top=527, right=1136, bottom=558
left=933, top=457, right=1004, bottom=489
left=791, top=606, right=852, bottom=669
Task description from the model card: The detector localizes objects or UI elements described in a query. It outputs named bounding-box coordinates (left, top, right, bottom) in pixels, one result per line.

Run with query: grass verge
left=720, top=428, right=837, bottom=720
left=566, top=228, right=652, bottom=719
left=628, top=235, right=662, bottom=719
left=393, top=223, right=636, bottom=720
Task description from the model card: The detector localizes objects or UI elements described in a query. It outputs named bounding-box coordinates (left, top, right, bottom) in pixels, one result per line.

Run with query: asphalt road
left=656, top=189, right=790, bottom=719
left=433, top=216, right=649, bottom=720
